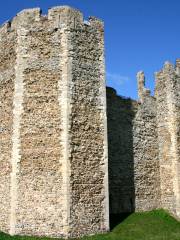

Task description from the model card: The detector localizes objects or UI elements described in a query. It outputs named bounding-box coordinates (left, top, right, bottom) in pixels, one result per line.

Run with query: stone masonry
left=0, top=5, right=180, bottom=239
left=108, top=60, right=180, bottom=219
left=155, top=62, right=180, bottom=217
left=0, top=6, right=109, bottom=238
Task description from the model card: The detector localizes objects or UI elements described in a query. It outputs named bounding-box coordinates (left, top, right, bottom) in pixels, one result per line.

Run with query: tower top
left=0, top=6, right=104, bottom=32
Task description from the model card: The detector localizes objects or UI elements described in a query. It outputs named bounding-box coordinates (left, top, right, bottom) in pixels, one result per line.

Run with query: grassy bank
left=1, top=210, right=180, bottom=240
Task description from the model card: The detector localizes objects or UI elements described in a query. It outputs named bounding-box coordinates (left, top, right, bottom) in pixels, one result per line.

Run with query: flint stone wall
left=133, top=96, right=161, bottom=211
left=0, top=22, right=17, bottom=233
left=107, top=87, right=137, bottom=214
left=107, top=61, right=179, bottom=218
left=68, top=17, right=109, bottom=237
left=0, top=5, right=180, bottom=239
left=155, top=61, right=180, bottom=218
left=107, top=87, right=161, bottom=214
left=0, top=6, right=109, bottom=238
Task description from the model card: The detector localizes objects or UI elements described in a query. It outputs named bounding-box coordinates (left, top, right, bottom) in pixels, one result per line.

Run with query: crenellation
left=137, top=71, right=151, bottom=103
left=10, top=8, right=41, bottom=31
left=0, top=21, right=12, bottom=35
left=88, top=16, right=104, bottom=31
left=48, top=6, right=83, bottom=29
left=175, top=59, right=180, bottom=75
left=16, top=8, right=41, bottom=20
left=0, top=6, right=103, bottom=42
left=0, top=5, right=179, bottom=239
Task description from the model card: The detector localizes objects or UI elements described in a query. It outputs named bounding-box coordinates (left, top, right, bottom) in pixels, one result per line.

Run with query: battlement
left=0, top=5, right=179, bottom=239
left=155, top=60, right=180, bottom=77
left=137, top=71, right=151, bottom=103
left=137, top=60, right=180, bottom=102
left=163, top=61, right=175, bottom=73
left=154, top=60, right=180, bottom=99
left=176, top=59, right=180, bottom=75
left=0, top=6, right=104, bottom=33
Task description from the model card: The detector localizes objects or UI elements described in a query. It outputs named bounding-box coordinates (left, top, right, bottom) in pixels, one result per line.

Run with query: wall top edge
left=0, top=6, right=104, bottom=33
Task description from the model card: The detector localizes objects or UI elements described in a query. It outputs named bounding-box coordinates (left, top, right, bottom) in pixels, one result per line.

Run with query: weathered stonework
left=107, top=85, right=161, bottom=214
left=155, top=61, right=180, bottom=218
left=134, top=72, right=161, bottom=211
left=107, top=88, right=137, bottom=214
left=0, top=5, right=179, bottom=239
left=0, top=6, right=109, bottom=238
left=107, top=61, right=180, bottom=219
left=0, top=20, right=16, bottom=233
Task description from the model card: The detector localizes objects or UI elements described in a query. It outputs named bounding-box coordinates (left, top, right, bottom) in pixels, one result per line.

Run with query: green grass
left=0, top=210, right=180, bottom=240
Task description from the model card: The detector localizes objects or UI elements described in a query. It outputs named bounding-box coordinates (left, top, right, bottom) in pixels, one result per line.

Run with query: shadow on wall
left=106, top=87, right=137, bottom=230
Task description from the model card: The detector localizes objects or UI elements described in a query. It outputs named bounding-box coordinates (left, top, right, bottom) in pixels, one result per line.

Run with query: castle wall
left=107, top=87, right=136, bottom=214
left=0, top=23, right=17, bottom=233
left=155, top=62, right=180, bottom=217
left=9, top=9, right=67, bottom=237
left=133, top=72, right=161, bottom=211
left=67, top=15, right=109, bottom=237
left=0, top=5, right=179, bottom=239
left=133, top=96, right=161, bottom=211
left=107, top=62, right=179, bottom=218
left=0, top=6, right=109, bottom=238
left=107, top=85, right=161, bottom=214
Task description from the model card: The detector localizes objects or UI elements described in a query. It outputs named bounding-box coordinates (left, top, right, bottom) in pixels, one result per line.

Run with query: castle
left=0, top=6, right=179, bottom=239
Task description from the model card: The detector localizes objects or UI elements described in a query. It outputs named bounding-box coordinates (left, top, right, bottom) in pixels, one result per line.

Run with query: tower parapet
left=0, top=6, right=104, bottom=33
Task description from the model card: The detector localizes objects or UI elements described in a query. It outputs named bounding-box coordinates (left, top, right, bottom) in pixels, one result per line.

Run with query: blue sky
left=0, top=0, right=180, bottom=99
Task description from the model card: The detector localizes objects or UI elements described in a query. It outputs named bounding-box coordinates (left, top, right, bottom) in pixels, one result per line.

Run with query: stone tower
left=0, top=6, right=109, bottom=238
left=155, top=61, right=180, bottom=218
